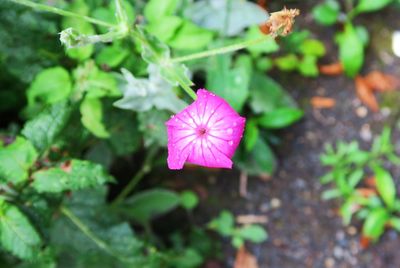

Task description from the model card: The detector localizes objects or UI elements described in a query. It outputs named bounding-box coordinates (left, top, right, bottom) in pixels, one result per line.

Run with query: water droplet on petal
left=226, top=128, right=233, bottom=135
left=171, top=115, right=175, bottom=118
left=228, top=140, right=233, bottom=146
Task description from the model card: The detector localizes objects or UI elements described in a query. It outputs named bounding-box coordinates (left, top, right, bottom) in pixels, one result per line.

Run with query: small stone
left=333, top=246, right=344, bottom=259
left=356, top=106, right=368, bottom=118
left=270, top=198, right=281, bottom=209
left=347, top=226, right=357, bottom=235
left=360, top=124, right=372, bottom=142
left=324, top=257, right=335, bottom=268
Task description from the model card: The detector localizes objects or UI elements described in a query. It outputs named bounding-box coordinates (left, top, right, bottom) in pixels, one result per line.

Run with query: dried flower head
left=165, top=89, right=246, bottom=170
left=261, top=7, right=300, bottom=37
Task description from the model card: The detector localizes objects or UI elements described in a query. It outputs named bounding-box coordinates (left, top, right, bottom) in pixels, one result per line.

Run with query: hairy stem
left=171, top=36, right=267, bottom=63
left=10, top=0, right=115, bottom=28
left=112, top=146, right=158, bottom=206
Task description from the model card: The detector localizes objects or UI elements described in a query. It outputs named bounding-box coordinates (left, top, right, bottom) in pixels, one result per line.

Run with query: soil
left=157, top=3, right=400, bottom=268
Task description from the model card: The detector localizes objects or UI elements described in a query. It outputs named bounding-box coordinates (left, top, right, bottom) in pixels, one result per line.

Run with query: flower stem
left=9, top=0, right=115, bottom=28
left=171, top=36, right=267, bottom=63
left=112, top=146, right=158, bottom=206
left=60, top=206, right=117, bottom=256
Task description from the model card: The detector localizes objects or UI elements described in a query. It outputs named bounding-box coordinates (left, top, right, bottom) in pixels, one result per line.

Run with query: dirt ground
left=159, top=3, right=400, bottom=268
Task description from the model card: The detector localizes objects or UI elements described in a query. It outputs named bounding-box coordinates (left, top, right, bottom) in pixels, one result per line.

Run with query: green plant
left=208, top=210, right=268, bottom=248
left=320, top=127, right=400, bottom=241
left=312, top=0, right=395, bottom=77
left=0, top=0, right=301, bottom=265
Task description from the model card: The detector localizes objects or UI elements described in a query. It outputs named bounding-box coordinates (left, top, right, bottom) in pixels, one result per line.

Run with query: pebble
left=355, top=106, right=368, bottom=118
left=347, top=226, right=357, bottom=236
left=360, top=124, right=372, bottom=142
left=333, top=246, right=344, bottom=259
left=324, top=257, right=335, bottom=268
left=270, top=198, right=281, bottom=209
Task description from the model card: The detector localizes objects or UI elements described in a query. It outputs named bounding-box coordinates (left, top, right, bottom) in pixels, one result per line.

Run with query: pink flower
left=165, top=89, right=246, bottom=170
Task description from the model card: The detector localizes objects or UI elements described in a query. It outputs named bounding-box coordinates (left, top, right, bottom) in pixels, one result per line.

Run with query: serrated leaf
left=80, top=97, right=110, bottom=138
left=257, top=108, right=303, bottom=129
left=32, top=160, right=113, bottom=193
left=184, top=0, right=269, bottom=36
left=22, top=101, right=72, bottom=153
left=373, top=165, right=396, bottom=208
left=0, top=201, right=42, bottom=260
left=121, top=189, right=180, bottom=225
left=0, top=137, right=38, bottom=184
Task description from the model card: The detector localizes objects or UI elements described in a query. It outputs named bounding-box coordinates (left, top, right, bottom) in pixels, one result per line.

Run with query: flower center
left=196, top=127, right=207, bottom=137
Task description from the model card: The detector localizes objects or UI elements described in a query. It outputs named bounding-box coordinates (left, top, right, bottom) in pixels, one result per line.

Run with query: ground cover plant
left=0, top=0, right=304, bottom=266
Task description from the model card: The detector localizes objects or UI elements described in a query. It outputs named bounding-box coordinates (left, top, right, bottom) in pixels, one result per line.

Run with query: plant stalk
left=9, top=0, right=115, bottom=28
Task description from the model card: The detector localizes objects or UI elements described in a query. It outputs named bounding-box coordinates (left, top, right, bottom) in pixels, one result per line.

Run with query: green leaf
left=62, top=0, right=95, bottom=61
left=0, top=137, right=38, bottom=184
left=237, top=225, right=268, bottom=243
left=249, top=73, right=297, bottom=114
left=27, top=67, right=72, bottom=109
left=389, top=217, right=400, bottom=232
left=169, top=20, right=214, bottom=50
left=180, top=191, right=199, bottom=210
left=73, top=61, right=121, bottom=99
left=373, top=165, right=396, bottom=208
left=206, top=54, right=250, bottom=112
left=208, top=210, right=234, bottom=237
left=362, top=208, right=389, bottom=240
left=353, top=0, right=392, bottom=15
left=0, top=201, right=42, bottom=260
left=298, top=55, right=319, bottom=77
left=340, top=198, right=356, bottom=225
left=80, top=97, right=110, bottom=138
left=168, top=249, right=203, bottom=268
left=146, top=16, right=183, bottom=42
left=348, top=169, right=364, bottom=188
left=275, top=54, right=299, bottom=71
left=95, top=43, right=129, bottom=68
left=312, top=0, right=340, bottom=25
left=299, top=39, right=326, bottom=57
left=244, top=119, right=259, bottom=152
left=144, top=0, right=179, bottom=22
left=32, top=160, right=113, bottom=193
left=185, top=0, right=268, bottom=36
left=114, top=66, right=187, bottom=113
left=22, top=101, right=72, bottom=153
left=321, top=188, right=342, bottom=200
left=135, top=27, right=194, bottom=89
left=258, top=108, right=303, bottom=129
left=92, top=0, right=135, bottom=33
left=336, top=23, right=364, bottom=77
left=122, top=189, right=180, bottom=225
left=236, top=137, right=277, bottom=176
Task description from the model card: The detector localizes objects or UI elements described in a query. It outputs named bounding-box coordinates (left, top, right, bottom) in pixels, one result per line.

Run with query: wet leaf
left=355, top=75, right=379, bottom=112
left=310, top=96, right=336, bottom=109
